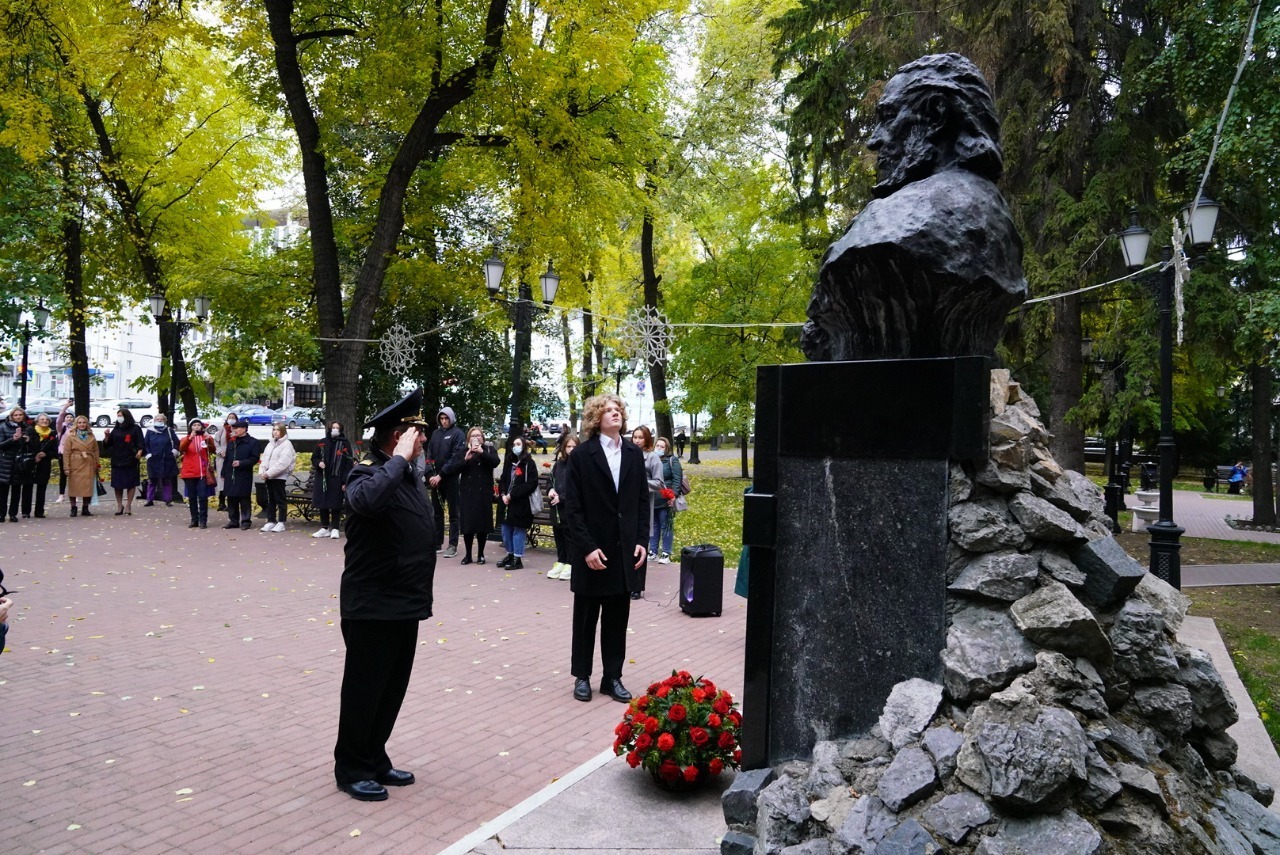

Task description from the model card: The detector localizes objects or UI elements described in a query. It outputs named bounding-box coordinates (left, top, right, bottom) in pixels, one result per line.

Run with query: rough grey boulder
left=1221, top=787, right=1280, bottom=853
left=956, top=686, right=1090, bottom=809
left=942, top=604, right=1037, bottom=702
left=720, top=829, right=756, bottom=855
left=1192, top=730, right=1239, bottom=771
left=976, top=445, right=1031, bottom=493
left=990, top=405, right=1046, bottom=445
left=805, top=741, right=848, bottom=799
left=1114, top=761, right=1163, bottom=805
left=1095, top=800, right=1178, bottom=848
left=871, top=818, right=941, bottom=854
left=974, top=810, right=1102, bottom=855
left=950, top=464, right=974, bottom=504
left=1129, top=684, right=1194, bottom=736
left=1080, top=746, right=1122, bottom=810
left=879, top=679, right=945, bottom=750
left=921, top=726, right=964, bottom=778
left=876, top=746, right=938, bottom=812
left=780, top=841, right=833, bottom=855
left=922, top=791, right=992, bottom=844
left=949, top=498, right=1025, bottom=553
left=1176, top=646, right=1239, bottom=732
left=1132, top=572, right=1192, bottom=633
left=1071, top=537, right=1144, bottom=607
left=1008, top=493, right=1087, bottom=542
left=1030, top=470, right=1099, bottom=523
left=723, top=767, right=776, bottom=828
left=1010, top=581, right=1113, bottom=663
left=835, top=795, right=897, bottom=854
left=1020, top=652, right=1108, bottom=719
left=1109, top=601, right=1179, bottom=683
left=1034, top=546, right=1086, bottom=587
left=757, top=776, right=811, bottom=852
left=949, top=551, right=1039, bottom=602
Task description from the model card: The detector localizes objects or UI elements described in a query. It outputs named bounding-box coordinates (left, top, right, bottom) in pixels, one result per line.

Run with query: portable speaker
left=680, top=544, right=723, bottom=617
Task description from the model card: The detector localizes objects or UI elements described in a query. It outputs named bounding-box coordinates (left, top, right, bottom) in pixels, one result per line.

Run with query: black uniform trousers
left=334, top=618, right=419, bottom=784
left=226, top=495, right=252, bottom=527
left=571, top=593, right=631, bottom=681
left=432, top=478, right=460, bottom=548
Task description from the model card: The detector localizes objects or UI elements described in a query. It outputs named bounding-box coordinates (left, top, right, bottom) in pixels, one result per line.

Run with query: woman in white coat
left=258, top=423, right=297, bottom=531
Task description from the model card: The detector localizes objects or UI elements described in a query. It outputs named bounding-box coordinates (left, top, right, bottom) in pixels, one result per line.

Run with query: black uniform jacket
left=560, top=434, right=649, bottom=597
left=341, top=446, right=437, bottom=621
left=220, top=433, right=261, bottom=498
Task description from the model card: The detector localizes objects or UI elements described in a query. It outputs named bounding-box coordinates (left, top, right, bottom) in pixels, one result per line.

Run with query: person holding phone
left=457, top=426, right=500, bottom=565
left=0, top=405, right=28, bottom=522
left=333, top=388, right=436, bottom=802
left=179, top=419, right=217, bottom=528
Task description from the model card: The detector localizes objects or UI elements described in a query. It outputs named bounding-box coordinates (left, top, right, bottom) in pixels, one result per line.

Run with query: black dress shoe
left=223, top=522, right=238, bottom=529
left=459, top=556, right=472, bottom=565
left=188, top=521, right=199, bottom=528
left=511, top=558, right=523, bottom=570
left=240, top=522, right=251, bottom=530
left=337, top=780, right=388, bottom=801
left=573, top=678, right=592, bottom=702
left=476, top=556, right=486, bottom=565
left=377, top=769, right=415, bottom=786
left=496, top=554, right=513, bottom=568
left=81, top=508, right=92, bottom=516
left=600, top=678, right=632, bottom=703
left=630, top=591, right=642, bottom=600
left=143, top=501, right=154, bottom=507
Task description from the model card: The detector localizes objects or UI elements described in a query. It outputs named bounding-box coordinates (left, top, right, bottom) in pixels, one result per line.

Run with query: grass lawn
left=1189, top=586, right=1280, bottom=748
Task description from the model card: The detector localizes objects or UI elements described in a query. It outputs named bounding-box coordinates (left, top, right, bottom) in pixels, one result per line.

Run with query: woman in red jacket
left=179, top=418, right=217, bottom=528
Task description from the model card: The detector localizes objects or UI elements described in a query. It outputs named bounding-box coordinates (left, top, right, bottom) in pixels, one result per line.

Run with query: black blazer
left=560, top=434, right=649, bottom=597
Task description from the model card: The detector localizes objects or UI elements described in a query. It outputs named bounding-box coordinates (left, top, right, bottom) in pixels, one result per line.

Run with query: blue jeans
left=649, top=505, right=673, bottom=555
left=501, top=523, right=526, bottom=557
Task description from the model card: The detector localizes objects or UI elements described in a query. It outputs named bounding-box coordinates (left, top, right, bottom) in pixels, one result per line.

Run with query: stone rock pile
left=722, top=370, right=1280, bottom=854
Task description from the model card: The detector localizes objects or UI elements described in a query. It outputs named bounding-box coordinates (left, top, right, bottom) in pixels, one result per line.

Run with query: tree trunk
left=561, top=311, right=578, bottom=427
left=1048, top=293, right=1085, bottom=472
left=1251, top=362, right=1275, bottom=525
left=581, top=308, right=597, bottom=401
left=740, top=432, right=749, bottom=478
left=640, top=174, right=672, bottom=442
left=61, top=197, right=90, bottom=417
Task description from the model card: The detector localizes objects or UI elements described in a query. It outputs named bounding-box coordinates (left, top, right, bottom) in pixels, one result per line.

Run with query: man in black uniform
left=333, top=388, right=436, bottom=801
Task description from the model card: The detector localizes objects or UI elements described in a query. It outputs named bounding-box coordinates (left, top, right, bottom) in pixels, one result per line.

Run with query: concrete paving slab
left=1184, top=564, right=1280, bottom=587
left=1179, top=615, right=1280, bottom=815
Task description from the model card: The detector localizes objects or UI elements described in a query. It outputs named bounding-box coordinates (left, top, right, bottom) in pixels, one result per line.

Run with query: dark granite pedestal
left=741, top=357, right=989, bottom=768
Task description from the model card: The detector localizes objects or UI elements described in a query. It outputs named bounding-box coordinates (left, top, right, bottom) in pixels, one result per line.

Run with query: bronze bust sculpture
left=802, top=53, right=1027, bottom=362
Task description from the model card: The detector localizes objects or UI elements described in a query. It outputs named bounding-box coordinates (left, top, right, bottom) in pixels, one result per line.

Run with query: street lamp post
left=484, top=252, right=559, bottom=439
left=149, top=291, right=211, bottom=420
left=16, top=300, right=51, bottom=409
left=687, top=412, right=701, bottom=465
left=1118, top=199, right=1221, bottom=589
left=608, top=351, right=639, bottom=396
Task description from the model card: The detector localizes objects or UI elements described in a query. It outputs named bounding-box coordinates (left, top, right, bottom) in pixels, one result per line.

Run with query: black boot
left=511, top=558, right=523, bottom=570
left=496, top=554, right=513, bottom=568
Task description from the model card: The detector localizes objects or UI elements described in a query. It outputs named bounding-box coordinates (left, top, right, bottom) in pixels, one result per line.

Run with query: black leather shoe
left=630, top=591, right=642, bottom=600
left=511, top=558, right=523, bottom=570
left=476, top=556, right=486, bottom=565
left=377, top=769, right=415, bottom=786
left=496, top=554, right=513, bottom=568
left=573, top=678, right=592, bottom=702
left=337, top=780, right=388, bottom=801
left=188, top=521, right=199, bottom=528
left=600, top=678, right=632, bottom=703
left=459, top=556, right=472, bottom=565
left=223, top=522, right=238, bottom=529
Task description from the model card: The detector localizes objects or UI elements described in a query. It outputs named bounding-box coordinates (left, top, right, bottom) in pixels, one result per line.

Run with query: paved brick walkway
left=0, top=508, right=746, bottom=854
left=1125, top=490, right=1280, bottom=544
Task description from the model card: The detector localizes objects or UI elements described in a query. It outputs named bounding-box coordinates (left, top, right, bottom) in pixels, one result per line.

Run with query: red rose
left=713, top=697, right=731, bottom=715
left=702, top=680, right=717, bottom=696
left=615, top=722, right=632, bottom=738
left=678, top=670, right=693, bottom=681
left=635, top=733, right=653, bottom=752
left=667, top=704, right=687, bottom=723
left=709, top=758, right=724, bottom=775
left=644, top=718, right=659, bottom=734
left=613, top=738, right=623, bottom=752
left=683, top=765, right=700, bottom=783
left=657, top=733, right=675, bottom=752
left=659, top=760, right=680, bottom=781
left=661, top=487, right=676, bottom=501
left=515, top=466, right=523, bottom=476
left=656, top=685, right=670, bottom=698
left=718, top=731, right=736, bottom=749
left=626, top=751, right=641, bottom=768
left=647, top=683, right=662, bottom=695
left=124, top=434, right=132, bottom=443
left=691, top=688, right=706, bottom=703
left=728, top=710, right=742, bottom=727
left=636, top=696, right=650, bottom=709
left=733, top=749, right=742, bottom=763
left=690, top=727, right=709, bottom=746
left=707, top=713, right=722, bottom=728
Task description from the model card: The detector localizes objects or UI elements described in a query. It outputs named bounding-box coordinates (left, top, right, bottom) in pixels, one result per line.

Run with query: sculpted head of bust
left=867, top=53, right=1003, bottom=198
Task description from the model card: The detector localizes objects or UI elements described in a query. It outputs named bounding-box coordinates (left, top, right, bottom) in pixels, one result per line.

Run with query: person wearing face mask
left=179, top=419, right=216, bottom=528
left=103, top=408, right=145, bottom=516
left=60, top=414, right=100, bottom=516
left=142, top=413, right=181, bottom=507
left=213, top=414, right=238, bottom=511
left=0, top=405, right=29, bottom=522
left=312, top=421, right=354, bottom=538
left=496, top=433, right=539, bottom=570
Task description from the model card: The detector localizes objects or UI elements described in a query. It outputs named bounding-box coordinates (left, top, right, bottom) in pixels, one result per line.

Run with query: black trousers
left=320, top=507, right=342, bottom=530
left=571, top=592, right=631, bottom=681
left=227, top=494, right=252, bottom=527
left=183, top=479, right=209, bottom=524
left=21, top=459, right=53, bottom=516
left=334, top=618, right=419, bottom=784
left=0, top=482, right=20, bottom=518
left=432, top=478, right=460, bottom=547
left=264, top=479, right=287, bottom=523
left=552, top=525, right=570, bottom=563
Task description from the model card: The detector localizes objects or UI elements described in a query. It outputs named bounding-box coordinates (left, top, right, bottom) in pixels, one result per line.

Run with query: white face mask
left=511, top=443, right=523, bottom=455
left=115, top=417, right=123, bottom=425
left=331, top=428, right=340, bottom=437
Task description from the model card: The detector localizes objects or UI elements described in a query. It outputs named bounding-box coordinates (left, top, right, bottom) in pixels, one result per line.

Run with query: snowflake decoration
left=379, top=323, right=417, bottom=377
left=1171, top=217, right=1191, bottom=345
left=617, top=306, right=673, bottom=367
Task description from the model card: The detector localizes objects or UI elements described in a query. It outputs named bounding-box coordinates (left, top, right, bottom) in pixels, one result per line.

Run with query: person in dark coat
left=0, top=405, right=28, bottom=522
left=456, top=426, right=499, bottom=565
left=559, top=394, right=649, bottom=703
left=22, top=412, right=60, bottom=518
left=142, top=414, right=181, bottom=506
left=220, top=420, right=260, bottom=530
left=103, top=408, right=145, bottom=516
left=496, top=433, right=539, bottom=570
left=311, top=422, right=355, bottom=539
left=333, top=388, right=435, bottom=802
left=545, top=433, right=580, bottom=580
left=425, top=406, right=466, bottom=556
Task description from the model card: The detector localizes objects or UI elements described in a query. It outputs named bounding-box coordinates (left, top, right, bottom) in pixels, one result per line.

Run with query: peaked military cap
left=363, top=387, right=433, bottom=431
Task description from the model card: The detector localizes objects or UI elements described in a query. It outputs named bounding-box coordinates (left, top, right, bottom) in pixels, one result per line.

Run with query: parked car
left=225, top=404, right=279, bottom=425
left=0, top=397, right=68, bottom=421
left=173, top=409, right=226, bottom=431
left=89, top=398, right=158, bottom=428
left=275, top=406, right=321, bottom=428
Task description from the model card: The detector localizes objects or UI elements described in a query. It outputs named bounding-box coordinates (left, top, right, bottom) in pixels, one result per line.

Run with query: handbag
left=528, top=479, right=545, bottom=515
left=204, top=466, right=217, bottom=487
left=95, top=478, right=107, bottom=497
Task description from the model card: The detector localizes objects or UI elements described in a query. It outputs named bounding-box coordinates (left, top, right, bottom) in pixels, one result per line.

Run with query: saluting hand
left=393, top=427, right=422, bottom=461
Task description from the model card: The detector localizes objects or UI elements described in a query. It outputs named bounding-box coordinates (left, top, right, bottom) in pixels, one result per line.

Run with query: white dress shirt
left=601, top=433, right=623, bottom=491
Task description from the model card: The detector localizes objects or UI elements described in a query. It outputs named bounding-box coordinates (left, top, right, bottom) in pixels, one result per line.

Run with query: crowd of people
left=0, top=400, right=691, bottom=566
